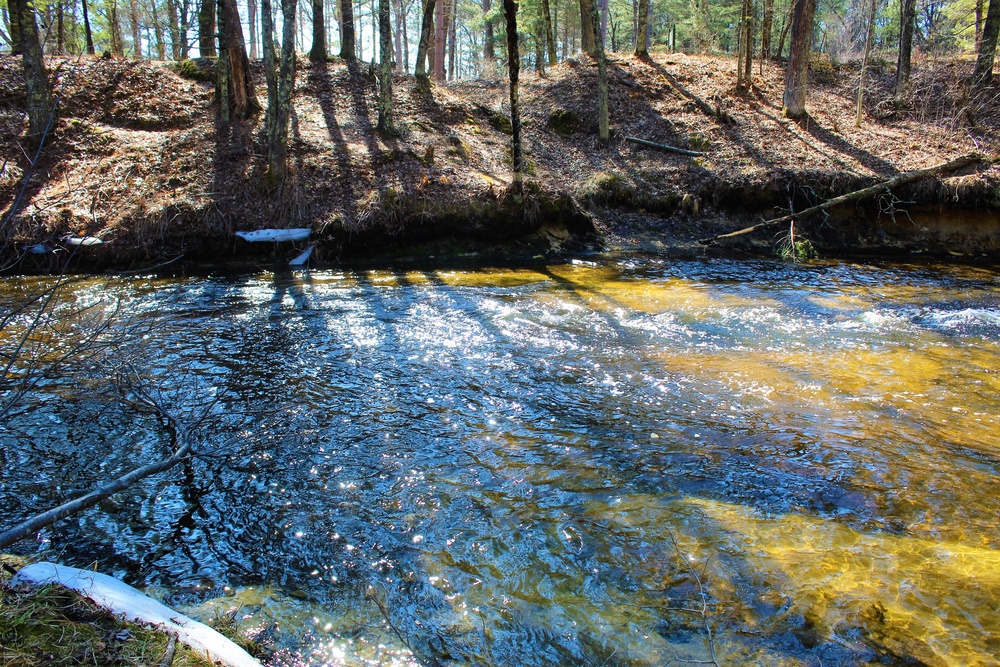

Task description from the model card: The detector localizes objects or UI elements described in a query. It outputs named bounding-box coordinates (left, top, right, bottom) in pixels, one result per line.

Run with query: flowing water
left=3, top=257, right=1000, bottom=666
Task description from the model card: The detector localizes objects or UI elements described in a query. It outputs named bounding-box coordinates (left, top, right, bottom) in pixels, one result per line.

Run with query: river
left=2, top=256, right=999, bottom=666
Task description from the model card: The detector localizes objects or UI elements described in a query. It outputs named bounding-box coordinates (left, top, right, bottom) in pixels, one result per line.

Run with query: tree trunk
left=600, top=0, right=608, bottom=46
left=310, top=0, right=327, bottom=60
left=781, top=0, right=815, bottom=118
left=339, top=0, right=356, bottom=58
left=56, top=0, right=64, bottom=54
left=761, top=0, right=773, bottom=58
left=198, top=0, right=216, bottom=55
left=129, top=0, right=142, bottom=57
left=109, top=0, right=126, bottom=55
left=776, top=1, right=790, bottom=58
left=634, top=0, right=648, bottom=57
left=483, top=0, right=494, bottom=73
left=10, top=0, right=52, bottom=148
left=377, top=0, right=395, bottom=133
left=248, top=0, right=257, bottom=57
left=736, top=0, right=753, bottom=89
left=217, top=0, right=260, bottom=119
left=179, top=0, right=191, bottom=57
left=503, top=0, right=522, bottom=192
left=415, top=0, right=435, bottom=76
left=7, top=0, right=22, bottom=55
left=166, top=0, right=181, bottom=57
left=393, top=0, right=404, bottom=72
left=151, top=0, right=166, bottom=58
left=973, top=0, right=1000, bottom=88
left=448, top=0, right=456, bottom=78
left=432, top=0, right=447, bottom=80
left=262, top=0, right=296, bottom=186
left=976, top=0, right=985, bottom=51
left=541, top=0, right=556, bottom=64
left=579, top=0, right=595, bottom=54
left=895, top=0, right=915, bottom=99
left=855, top=0, right=875, bottom=127
left=589, top=0, right=609, bottom=141
left=82, top=0, right=95, bottom=54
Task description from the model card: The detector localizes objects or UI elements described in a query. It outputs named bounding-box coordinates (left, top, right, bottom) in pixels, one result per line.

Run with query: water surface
left=2, top=257, right=1000, bottom=666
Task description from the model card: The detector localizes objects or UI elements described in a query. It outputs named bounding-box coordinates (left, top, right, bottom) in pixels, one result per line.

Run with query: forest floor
left=1, top=50, right=998, bottom=270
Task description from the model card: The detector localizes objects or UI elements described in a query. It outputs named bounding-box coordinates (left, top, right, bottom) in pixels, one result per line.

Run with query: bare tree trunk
left=432, top=0, right=447, bottom=80
left=541, top=0, right=556, bottom=64
left=198, top=0, right=216, bottom=55
left=483, top=0, right=494, bottom=72
left=895, top=0, right=915, bottom=99
left=310, top=0, right=327, bottom=59
left=217, top=0, right=259, bottom=119
left=855, top=0, right=875, bottom=126
left=82, top=0, right=95, bottom=53
left=634, top=0, right=648, bottom=57
left=248, top=0, right=257, bottom=57
left=448, top=0, right=456, bottom=78
left=415, top=0, right=434, bottom=76
left=579, top=0, right=595, bottom=54
left=106, top=0, right=125, bottom=55
left=976, top=0, right=985, bottom=51
left=7, top=0, right=22, bottom=54
left=377, top=0, right=395, bottom=132
left=974, top=0, right=1000, bottom=88
left=589, top=0, right=608, bottom=141
left=781, top=0, right=815, bottom=118
left=10, top=0, right=52, bottom=148
left=56, top=0, right=64, bottom=54
left=761, top=0, right=773, bottom=58
left=151, top=0, right=166, bottom=58
left=129, top=0, right=142, bottom=57
left=393, top=0, right=403, bottom=71
left=776, top=0, right=791, bottom=58
left=166, top=0, right=181, bottom=57
left=179, top=0, right=191, bottom=57
left=503, top=0, right=522, bottom=192
left=599, top=0, right=607, bottom=45
left=736, top=0, right=753, bottom=90
left=339, top=0, right=356, bottom=58
left=262, top=0, right=296, bottom=186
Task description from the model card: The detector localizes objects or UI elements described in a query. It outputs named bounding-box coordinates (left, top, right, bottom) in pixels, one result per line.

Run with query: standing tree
left=82, top=0, right=96, bottom=54
left=415, top=0, right=436, bottom=77
left=736, top=0, right=754, bottom=90
left=128, top=0, right=142, bottom=57
left=261, top=0, right=296, bottom=185
left=895, top=0, right=915, bottom=100
left=166, top=0, right=182, bottom=57
left=781, top=0, right=816, bottom=118
left=588, top=0, right=609, bottom=141
left=10, top=0, right=52, bottom=148
left=579, top=0, right=595, bottom=54
left=310, top=0, right=326, bottom=61
left=432, top=0, right=449, bottom=80
left=973, top=0, right=1000, bottom=88
left=761, top=0, right=773, bottom=58
left=634, top=0, right=649, bottom=58
left=483, top=0, right=495, bottom=73
left=503, top=0, right=522, bottom=193
left=377, top=0, right=395, bottom=133
left=340, top=0, right=356, bottom=58
left=216, top=0, right=260, bottom=120
left=7, top=0, right=22, bottom=54
left=198, top=0, right=216, bottom=55
left=541, top=0, right=556, bottom=65
left=855, top=0, right=876, bottom=126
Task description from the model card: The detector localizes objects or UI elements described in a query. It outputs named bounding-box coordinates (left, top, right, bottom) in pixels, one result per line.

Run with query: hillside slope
left=0, top=52, right=997, bottom=268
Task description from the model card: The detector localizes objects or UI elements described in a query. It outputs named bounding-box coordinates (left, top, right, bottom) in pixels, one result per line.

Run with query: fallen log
left=698, top=153, right=984, bottom=245
left=625, top=135, right=705, bottom=157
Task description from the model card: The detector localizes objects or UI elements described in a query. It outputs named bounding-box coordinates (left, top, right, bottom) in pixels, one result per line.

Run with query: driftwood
left=0, top=431, right=192, bottom=550
left=626, top=135, right=705, bottom=157
left=698, top=153, right=984, bottom=245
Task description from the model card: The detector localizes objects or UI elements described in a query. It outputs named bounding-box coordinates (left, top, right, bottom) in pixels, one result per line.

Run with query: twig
left=625, top=135, right=705, bottom=157
left=157, top=633, right=178, bottom=667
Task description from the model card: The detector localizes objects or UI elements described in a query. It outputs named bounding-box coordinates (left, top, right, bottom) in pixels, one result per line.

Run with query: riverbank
left=1, top=52, right=997, bottom=270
